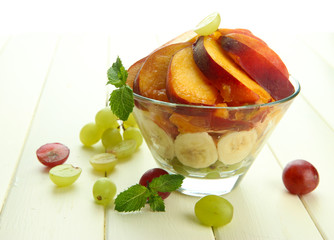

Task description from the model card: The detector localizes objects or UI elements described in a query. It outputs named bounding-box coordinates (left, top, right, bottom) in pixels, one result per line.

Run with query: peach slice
left=126, top=57, right=146, bottom=89
left=220, top=33, right=294, bottom=100
left=193, top=36, right=273, bottom=106
left=169, top=113, right=210, bottom=134
left=217, top=28, right=267, bottom=44
left=166, top=46, right=219, bottom=105
left=133, top=42, right=191, bottom=102
left=160, top=30, right=198, bottom=47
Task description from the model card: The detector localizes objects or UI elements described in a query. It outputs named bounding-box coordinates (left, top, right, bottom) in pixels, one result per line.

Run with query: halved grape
left=90, top=153, right=118, bottom=172
left=101, top=128, right=122, bottom=148
left=79, top=122, right=103, bottom=146
left=49, top=164, right=82, bottom=187
left=195, top=195, right=233, bottom=227
left=123, top=127, right=143, bottom=149
left=93, top=177, right=117, bottom=206
left=123, top=113, right=138, bottom=129
left=194, top=12, right=221, bottom=36
left=95, top=107, right=119, bottom=130
left=36, top=142, right=70, bottom=167
left=106, top=139, right=137, bottom=159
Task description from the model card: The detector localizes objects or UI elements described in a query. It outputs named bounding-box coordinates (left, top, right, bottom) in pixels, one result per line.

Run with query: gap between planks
left=0, top=36, right=61, bottom=213
left=267, top=143, right=325, bottom=240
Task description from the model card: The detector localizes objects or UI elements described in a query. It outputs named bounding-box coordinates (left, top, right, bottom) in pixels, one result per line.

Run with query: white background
left=0, top=0, right=333, bottom=35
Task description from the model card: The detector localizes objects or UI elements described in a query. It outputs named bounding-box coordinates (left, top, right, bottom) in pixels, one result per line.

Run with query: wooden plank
left=0, top=34, right=109, bottom=240
left=0, top=36, right=9, bottom=53
left=260, top=32, right=334, bottom=131
left=300, top=33, right=334, bottom=69
left=215, top=145, right=322, bottom=239
left=269, top=95, right=334, bottom=239
left=0, top=34, right=58, bottom=209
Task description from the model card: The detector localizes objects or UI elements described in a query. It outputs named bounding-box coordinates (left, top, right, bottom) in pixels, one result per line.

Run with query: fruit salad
left=127, top=18, right=299, bottom=181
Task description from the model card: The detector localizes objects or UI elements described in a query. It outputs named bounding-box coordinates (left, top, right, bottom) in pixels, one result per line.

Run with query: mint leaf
left=109, top=85, right=134, bottom=121
left=149, top=174, right=185, bottom=193
left=148, top=195, right=165, bottom=212
left=114, top=184, right=150, bottom=212
left=107, top=56, right=128, bottom=88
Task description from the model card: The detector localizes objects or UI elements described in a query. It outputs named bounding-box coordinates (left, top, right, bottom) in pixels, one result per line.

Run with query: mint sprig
left=114, top=174, right=185, bottom=212
left=107, top=56, right=134, bottom=121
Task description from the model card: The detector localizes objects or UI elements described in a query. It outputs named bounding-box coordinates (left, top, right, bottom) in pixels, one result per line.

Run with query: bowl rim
left=133, top=76, right=300, bottom=110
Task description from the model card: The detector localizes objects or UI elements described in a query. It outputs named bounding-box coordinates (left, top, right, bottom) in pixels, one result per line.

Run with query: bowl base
left=177, top=173, right=245, bottom=197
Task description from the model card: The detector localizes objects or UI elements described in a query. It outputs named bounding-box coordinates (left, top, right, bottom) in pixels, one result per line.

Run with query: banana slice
left=217, top=129, right=257, bottom=165
left=174, top=132, right=218, bottom=169
left=140, top=118, right=175, bottom=160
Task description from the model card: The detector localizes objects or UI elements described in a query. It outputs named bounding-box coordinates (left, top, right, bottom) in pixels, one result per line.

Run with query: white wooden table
left=0, top=31, right=333, bottom=240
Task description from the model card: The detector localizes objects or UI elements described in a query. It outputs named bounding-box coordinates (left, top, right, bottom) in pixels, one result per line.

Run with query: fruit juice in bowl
left=124, top=13, right=300, bottom=196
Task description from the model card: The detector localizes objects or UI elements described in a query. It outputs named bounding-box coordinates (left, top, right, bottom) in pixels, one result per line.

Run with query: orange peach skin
left=133, top=42, right=191, bottom=102
left=220, top=33, right=294, bottom=100
left=193, top=36, right=273, bottom=106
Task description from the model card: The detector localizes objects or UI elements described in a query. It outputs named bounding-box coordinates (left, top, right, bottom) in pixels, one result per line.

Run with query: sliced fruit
left=217, top=129, right=257, bottom=165
left=160, top=30, right=198, bottom=48
left=192, top=36, right=273, bottom=106
left=140, top=118, right=175, bottom=160
left=220, top=33, right=294, bottom=100
left=174, top=132, right=218, bottom=168
left=36, top=143, right=70, bottom=167
left=169, top=113, right=210, bottom=133
left=194, top=12, right=221, bottom=36
left=217, top=28, right=267, bottom=44
left=89, top=153, right=118, bottom=172
left=166, top=46, right=219, bottom=105
left=106, top=139, right=137, bottom=159
left=49, top=164, right=82, bottom=187
left=133, top=42, right=192, bottom=102
left=126, top=57, right=146, bottom=89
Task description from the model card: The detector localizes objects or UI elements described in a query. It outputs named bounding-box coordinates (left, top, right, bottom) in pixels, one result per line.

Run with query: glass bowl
left=133, top=77, right=300, bottom=196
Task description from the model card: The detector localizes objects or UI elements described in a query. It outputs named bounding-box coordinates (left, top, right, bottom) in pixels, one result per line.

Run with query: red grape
left=282, top=159, right=319, bottom=195
left=36, top=143, right=70, bottom=167
left=139, top=168, right=171, bottom=199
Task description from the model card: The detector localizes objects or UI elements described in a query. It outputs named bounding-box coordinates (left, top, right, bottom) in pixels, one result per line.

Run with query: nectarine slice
left=218, top=28, right=267, bottom=44
left=169, top=113, right=210, bottom=133
left=133, top=42, right=191, bottom=102
left=220, top=33, right=294, bottom=100
left=193, top=36, right=273, bottom=106
left=126, top=57, right=146, bottom=89
left=166, top=46, right=219, bottom=105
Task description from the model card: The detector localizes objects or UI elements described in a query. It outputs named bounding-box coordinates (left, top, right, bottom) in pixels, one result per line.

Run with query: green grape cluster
left=80, top=107, right=143, bottom=172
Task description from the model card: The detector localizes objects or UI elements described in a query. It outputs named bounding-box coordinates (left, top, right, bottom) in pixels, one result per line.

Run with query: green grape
left=101, top=128, right=122, bottom=148
left=123, top=127, right=143, bottom=149
left=90, top=153, right=118, bottom=172
left=194, top=12, right=221, bottom=36
left=95, top=107, right=119, bottom=130
left=194, top=195, right=233, bottom=227
left=80, top=122, right=103, bottom=146
left=123, top=113, right=138, bottom=129
left=106, top=139, right=137, bottom=159
left=93, top=177, right=117, bottom=206
left=49, top=164, right=82, bottom=187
